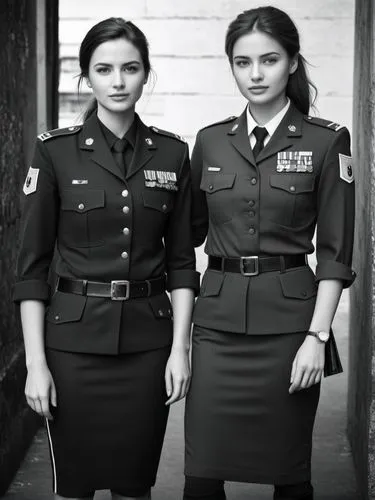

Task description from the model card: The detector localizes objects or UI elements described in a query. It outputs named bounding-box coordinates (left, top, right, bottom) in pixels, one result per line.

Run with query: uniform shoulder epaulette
left=150, top=126, right=185, bottom=143
left=200, top=116, right=237, bottom=131
left=38, top=125, right=82, bottom=142
left=304, top=116, right=345, bottom=132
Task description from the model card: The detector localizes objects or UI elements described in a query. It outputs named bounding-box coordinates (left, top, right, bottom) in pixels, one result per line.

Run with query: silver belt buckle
left=111, top=280, right=130, bottom=300
left=240, top=256, right=259, bottom=276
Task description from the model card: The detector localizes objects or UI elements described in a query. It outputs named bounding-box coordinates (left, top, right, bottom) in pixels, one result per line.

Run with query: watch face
left=318, top=331, right=330, bottom=342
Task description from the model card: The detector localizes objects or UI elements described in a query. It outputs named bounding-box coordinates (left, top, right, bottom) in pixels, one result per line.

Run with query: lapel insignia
left=288, top=124, right=296, bottom=132
left=23, top=166, right=39, bottom=195
left=231, top=124, right=239, bottom=132
left=144, top=170, right=178, bottom=191
left=85, top=137, right=94, bottom=146
left=145, top=137, right=153, bottom=146
left=339, top=154, right=354, bottom=183
left=277, top=151, right=313, bottom=173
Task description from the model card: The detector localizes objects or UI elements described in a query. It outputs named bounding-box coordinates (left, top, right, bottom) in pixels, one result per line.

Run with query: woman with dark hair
left=184, top=6, right=355, bottom=500
left=14, top=17, right=199, bottom=500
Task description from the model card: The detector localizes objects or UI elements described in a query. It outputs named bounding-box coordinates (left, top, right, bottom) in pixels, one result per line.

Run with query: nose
left=112, top=69, right=125, bottom=88
left=250, top=62, right=263, bottom=82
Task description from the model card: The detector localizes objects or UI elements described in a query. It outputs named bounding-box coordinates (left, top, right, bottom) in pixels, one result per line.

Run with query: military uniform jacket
left=14, top=113, right=199, bottom=354
left=191, top=103, right=355, bottom=335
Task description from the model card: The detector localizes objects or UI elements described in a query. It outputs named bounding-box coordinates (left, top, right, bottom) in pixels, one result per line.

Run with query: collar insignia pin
left=145, top=138, right=153, bottom=146
left=288, top=124, right=296, bottom=132
left=85, top=137, right=94, bottom=146
left=231, top=124, right=239, bottom=132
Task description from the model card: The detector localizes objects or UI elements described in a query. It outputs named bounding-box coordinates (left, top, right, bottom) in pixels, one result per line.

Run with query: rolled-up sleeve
left=315, top=127, right=356, bottom=288
left=13, top=139, right=59, bottom=303
left=165, top=142, right=200, bottom=294
left=191, top=131, right=209, bottom=247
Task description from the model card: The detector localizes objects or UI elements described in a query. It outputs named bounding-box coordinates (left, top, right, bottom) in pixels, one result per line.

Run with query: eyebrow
left=233, top=52, right=280, bottom=59
left=93, top=60, right=141, bottom=67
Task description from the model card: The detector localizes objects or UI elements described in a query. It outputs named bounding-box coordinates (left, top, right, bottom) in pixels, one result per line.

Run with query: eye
left=124, top=65, right=140, bottom=74
left=96, top=66, right=111, bottom=74
left=234, top=60, right=250, bottom=68
left=263, top=57, right=278, bottom=65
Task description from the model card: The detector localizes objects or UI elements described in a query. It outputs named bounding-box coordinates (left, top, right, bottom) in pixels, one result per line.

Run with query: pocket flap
left=270, top=175, right=315, bottom=194
left=142, top=190, right=174, bottom=213
left=279, top=268, right=317, bottom=300
left=200, top=270, right=224, bottom=297
left=148, top=293, right=173, bottom=318
left=46, top=291, right=86, bottom=324
left=61, top=189, right=105, bottom=212
left=200, top=173, right=236, bottom=193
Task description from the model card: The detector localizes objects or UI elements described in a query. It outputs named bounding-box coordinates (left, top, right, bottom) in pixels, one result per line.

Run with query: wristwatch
left=307, top=330, right=330, bottom=343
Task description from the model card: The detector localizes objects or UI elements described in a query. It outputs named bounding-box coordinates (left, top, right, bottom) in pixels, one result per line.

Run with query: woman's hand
left=25, top=362, right=57, bottom=420
left=289, top=336, right=325, bottom=394
left=165, top=347, right=191, bottom=405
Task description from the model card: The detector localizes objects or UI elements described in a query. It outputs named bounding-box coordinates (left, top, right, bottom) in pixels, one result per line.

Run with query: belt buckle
left=110, top=280, right=130, bottom=300
left=240, top=256, right=259, bottom=276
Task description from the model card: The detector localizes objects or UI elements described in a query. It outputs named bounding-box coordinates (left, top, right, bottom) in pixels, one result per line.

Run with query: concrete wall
left=0, top=0, right=59, bottom=493
left=59, top=0, right=354, bottom=149
left=348, top=1, right=375, bottom=498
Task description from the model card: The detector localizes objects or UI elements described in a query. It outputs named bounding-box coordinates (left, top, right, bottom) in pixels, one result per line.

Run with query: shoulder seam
left=150, top=126, right=185, bottom=143
left=200, top=116, right=237, bottom=131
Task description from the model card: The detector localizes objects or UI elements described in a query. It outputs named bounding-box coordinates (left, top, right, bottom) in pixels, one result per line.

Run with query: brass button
left=122, top=206, right=130, bottom=214
left=248, top=200, right=255, bottom=207
left=121, top=251, right=128, bottom=259
left=249, top=211, right=255, bottom=217
left=121, top=189, right=129, bottom=197
left=78, top=203, right=85, bottom=210
left=290, top=185, right=296, bottom=192
left=249, top=227, right=256, bottom=235
left=209, top=185, right=213, bottom=190
left=158, top=309, right=164, bottom=316
left=251, top=178, right=257, bottom=185
left=162, top=204, right=168, bottom=211
left=54, top=315, right=60, bottom=321
left=122, top=227, right=130, bottom=236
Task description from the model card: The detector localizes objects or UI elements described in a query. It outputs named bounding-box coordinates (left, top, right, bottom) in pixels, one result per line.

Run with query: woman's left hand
left=165, top=347, right=191, bottom=405
left=289, top=335, right=325, bottom=394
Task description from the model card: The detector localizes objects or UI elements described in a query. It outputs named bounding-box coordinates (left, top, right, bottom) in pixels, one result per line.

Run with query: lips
left=249, top=86, right=268, bottom=90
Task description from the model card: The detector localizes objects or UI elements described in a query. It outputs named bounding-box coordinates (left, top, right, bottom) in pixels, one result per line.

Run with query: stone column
left=348, top=0, right=375, bottom=499
left=0, top=0, right=58, bottom=493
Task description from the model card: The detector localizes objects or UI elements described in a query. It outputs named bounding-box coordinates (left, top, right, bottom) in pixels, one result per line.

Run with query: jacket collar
left=79, top=113, right=157, bottom=181
left=227, top=102, right=304, bottom=166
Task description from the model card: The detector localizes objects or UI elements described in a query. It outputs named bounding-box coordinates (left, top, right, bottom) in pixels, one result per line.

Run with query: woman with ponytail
left=14, top=17, right=199, bottom=500
left=184, top=6, right=355, bottom=500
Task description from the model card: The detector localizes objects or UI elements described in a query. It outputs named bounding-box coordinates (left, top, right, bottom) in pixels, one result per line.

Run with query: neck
left=248, top=95, right=288, bottom=126
left=97, top=107, right=135, bottom=138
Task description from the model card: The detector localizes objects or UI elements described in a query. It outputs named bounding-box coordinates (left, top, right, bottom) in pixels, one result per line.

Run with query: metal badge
left=231, top=124, right=239, bottom=132
left=85, top=137, right=94, bottom=146
left=288, top=124, right=296, bottom=132
left=145, top=137, right=153, bottom=146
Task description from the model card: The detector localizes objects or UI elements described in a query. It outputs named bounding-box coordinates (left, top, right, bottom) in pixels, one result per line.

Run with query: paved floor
left=4, top=252, right=359, bottom=499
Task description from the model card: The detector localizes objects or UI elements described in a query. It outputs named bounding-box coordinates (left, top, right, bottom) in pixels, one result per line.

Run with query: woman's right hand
left=25, top=362, right=57, bottom=420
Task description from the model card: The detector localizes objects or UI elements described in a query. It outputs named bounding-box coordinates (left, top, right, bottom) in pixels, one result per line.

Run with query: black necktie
left=112, top=138, right=128, bottom=174
left=252, top=126, right=268, bottom=160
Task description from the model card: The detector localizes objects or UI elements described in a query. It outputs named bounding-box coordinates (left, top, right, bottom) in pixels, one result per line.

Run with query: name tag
left=277, top=151, right=313, bottom=173
left=207, top=166, right=221, bottom=172
left=72, top=179, right=88, bottom=185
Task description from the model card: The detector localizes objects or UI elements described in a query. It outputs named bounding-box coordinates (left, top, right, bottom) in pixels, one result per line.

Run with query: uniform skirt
left=45, top=345, right=171, bottom=497
left=185, top=326, right=320, bottom=485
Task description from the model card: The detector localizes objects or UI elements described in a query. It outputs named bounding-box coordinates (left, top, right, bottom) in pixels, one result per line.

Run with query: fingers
left=165, top=371, right=190, bottom=406
left=50, top=380, right=57, bottom=408
left=290, top=366, right=323, bottom=394
left=165, top=368, right=172, bottom=401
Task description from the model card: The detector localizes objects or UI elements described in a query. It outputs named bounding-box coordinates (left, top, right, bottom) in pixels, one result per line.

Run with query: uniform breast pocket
left=142, top=190, right=175, bottom=215
left=200, top=173, right=236, bottom=225
left=59, top=189, right=105, bottom=247
left=268, top=174, right=316, bottom=228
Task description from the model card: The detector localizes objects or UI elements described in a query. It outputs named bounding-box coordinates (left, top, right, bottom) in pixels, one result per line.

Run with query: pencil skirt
left=45, top=345, right=171, bottom=497
left=185, top=326, right=320, bottom=485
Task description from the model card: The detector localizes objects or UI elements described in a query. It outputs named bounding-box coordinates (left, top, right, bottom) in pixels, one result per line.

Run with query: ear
left=86, top=78, right=92, bottom=89
left=289, top=55, right=299, bottom=75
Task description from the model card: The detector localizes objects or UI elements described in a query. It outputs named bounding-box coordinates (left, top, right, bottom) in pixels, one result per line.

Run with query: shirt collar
left=98, top=116, right=137, bottom=150
left=247, top=99, right=291, bottom=138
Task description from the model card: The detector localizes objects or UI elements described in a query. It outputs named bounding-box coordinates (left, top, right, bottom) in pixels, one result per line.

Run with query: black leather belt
left=57, top=276, right=166, bottom=301
left=208, top=255, right=307, bottom=276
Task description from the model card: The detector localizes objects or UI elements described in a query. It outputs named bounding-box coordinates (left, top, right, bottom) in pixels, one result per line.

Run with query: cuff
left=166, top=270, right=201, bottom=295
left=13, top=280, right=51, bottom=303
left=315, top=260, right=356, bottom=288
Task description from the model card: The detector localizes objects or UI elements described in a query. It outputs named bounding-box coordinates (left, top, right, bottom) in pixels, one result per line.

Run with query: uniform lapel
left=256, top=104, right=303, bottom=164
left=228, top=109, right=256, bottom=167
left=79, top=114, right=124, bottom=182
left=126, top=115, right=156, bottom=180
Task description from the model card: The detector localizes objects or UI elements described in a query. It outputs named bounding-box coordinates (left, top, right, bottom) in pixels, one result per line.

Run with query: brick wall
left=59, top=0, right=355, bottom=148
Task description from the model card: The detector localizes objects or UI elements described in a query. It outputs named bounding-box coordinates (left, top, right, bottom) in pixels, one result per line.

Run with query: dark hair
left=225, top=6, right=317, bottom=114
left=78, top=17, right=151, bottom=120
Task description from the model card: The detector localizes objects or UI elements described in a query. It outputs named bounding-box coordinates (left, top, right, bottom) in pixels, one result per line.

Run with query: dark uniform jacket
left=191, top=103, right=355, bottom=335
left=14, top=113, right=199, bottom=354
